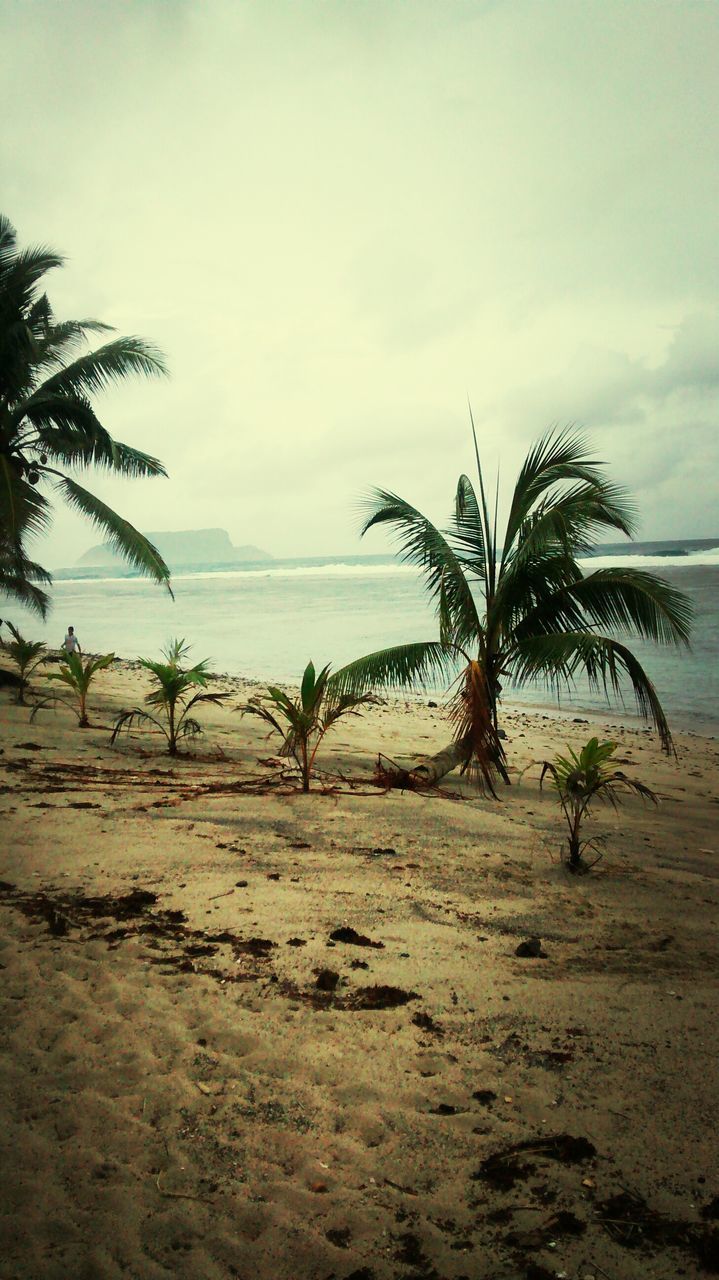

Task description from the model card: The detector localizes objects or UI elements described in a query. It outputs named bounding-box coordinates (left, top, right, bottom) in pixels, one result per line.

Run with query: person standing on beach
left=61, top=626, right=81, bottom=657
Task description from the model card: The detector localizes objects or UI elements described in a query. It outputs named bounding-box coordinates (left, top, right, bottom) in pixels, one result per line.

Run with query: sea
left=5, top=538, right=719, bottom=735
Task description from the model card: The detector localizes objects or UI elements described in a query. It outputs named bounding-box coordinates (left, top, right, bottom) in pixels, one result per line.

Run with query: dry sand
left=0, top=658, right=717, bottom=1280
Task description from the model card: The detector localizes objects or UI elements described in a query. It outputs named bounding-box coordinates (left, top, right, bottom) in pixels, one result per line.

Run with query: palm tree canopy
left=343, top=421, right=692, bottom=754
left=0, top=214, right=172, bottom=613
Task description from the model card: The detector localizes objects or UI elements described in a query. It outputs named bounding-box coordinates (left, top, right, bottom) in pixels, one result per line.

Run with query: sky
left=2, top=0, right=718, bottom=566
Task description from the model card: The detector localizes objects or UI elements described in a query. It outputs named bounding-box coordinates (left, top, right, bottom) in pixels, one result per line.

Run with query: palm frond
left=19, top=391, right=110, bottom=442
left=0, top=456, right=53, bottom=542
left=451, top=473, right=489, bottom=596
left=34, top=336, right=168, bottom=400
left=501, top=427, right=637, bottom=568
left=47, top=651, right=115, bottom=690
left=110, top=708, right=166, bottom=745
left=360, top=488, right=481, bottom=647
left=178, top=690, right=230, bottom=720
left=25, top=399, right=167, bottom=476
left=467, top=402, right=497, bottom=598
left=0, top=244, right=65, bottom=318
left=565, top=567, right=693, bottom=646
left=329, top=640, right=461, bottom=697
left=32, top=319, right=114, bottom=371
left=501, top=480, right=638, bottom=576
left=510, top=631, right=674, bottom=752
left=50, top=474, right=172, bottom=591
left=321, top=690, right=377, bottom=731
left=161, top=638, right=193, bottom=665
left=239, top=701, right=288, bottom=737
left=178, top=717, right=204, bottom=739
left=0, top=567, right=51, bottom=617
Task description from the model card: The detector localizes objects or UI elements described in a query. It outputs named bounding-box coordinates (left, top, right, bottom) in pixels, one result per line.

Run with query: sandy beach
left=1, top=658, right=717, bottom=1280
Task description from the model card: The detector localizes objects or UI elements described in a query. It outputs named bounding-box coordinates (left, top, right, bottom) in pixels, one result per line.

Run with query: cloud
left=1, top=0, right=717, bottom=565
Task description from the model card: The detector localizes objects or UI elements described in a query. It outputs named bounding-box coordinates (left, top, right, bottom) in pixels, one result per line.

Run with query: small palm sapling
left=0, top=621, right=46, bottom=704
left=111, top=639, right=228, bottom=755
left=240, top=661, right=376, bottom=792
left=42, top=651, right=115, bottom=727
left=540, top=736, right=657, bottom=872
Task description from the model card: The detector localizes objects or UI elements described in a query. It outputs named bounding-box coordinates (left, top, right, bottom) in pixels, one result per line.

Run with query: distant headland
left=77, top=528, right=273, bottom=567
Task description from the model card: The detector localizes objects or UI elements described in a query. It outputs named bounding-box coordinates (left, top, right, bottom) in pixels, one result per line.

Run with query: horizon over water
left=5, top=537, right=719, bottom=735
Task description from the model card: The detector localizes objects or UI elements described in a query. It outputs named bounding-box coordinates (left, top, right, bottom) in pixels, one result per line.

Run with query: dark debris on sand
left=329, top=926, right=385, bottom=948
left=0, top=883, right=275, bottom=984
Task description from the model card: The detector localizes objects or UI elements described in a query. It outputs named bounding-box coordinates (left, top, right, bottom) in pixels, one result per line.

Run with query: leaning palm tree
left=331, top=421, right=692, bottom=783
left=0, top=213, right=171, bottom=614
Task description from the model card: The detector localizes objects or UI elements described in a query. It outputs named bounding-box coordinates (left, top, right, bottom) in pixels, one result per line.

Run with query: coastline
left=1, top=657, right=717, bottom=1278
left=34, top=648, right=719, bottom=739
left=8, top=548, right=719, bottom=740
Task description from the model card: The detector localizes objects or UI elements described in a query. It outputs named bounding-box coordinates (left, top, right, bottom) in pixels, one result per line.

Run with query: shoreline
left=53, top=649, right=719, bottom=742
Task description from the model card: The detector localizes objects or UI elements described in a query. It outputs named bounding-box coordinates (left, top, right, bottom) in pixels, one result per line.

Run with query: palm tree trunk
left=377, top=738, right=472, bottom=788
left=380, top=733, right=510, bottom=789
left=409, top=738, right=472, bottom=785
left=567, top=808, right=583, bottom=869
left=300, top=739, right=311, bottom=792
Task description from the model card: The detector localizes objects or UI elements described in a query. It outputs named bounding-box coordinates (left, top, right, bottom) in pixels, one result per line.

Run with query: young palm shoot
left=540, top=736, right=657, bottom=872
left=41, top=651, right=116, bottom=727
left=0, top=621, right=46, bottom=704
left=110, top=639, right=228, bottom=756
left=240, top=661, right=376, bottom=792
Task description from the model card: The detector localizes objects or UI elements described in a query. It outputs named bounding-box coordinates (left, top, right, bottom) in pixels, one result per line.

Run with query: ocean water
left=4, top=540, right=718, bottom=734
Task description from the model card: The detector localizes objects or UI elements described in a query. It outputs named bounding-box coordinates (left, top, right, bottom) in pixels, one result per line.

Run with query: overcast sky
left=2, top=0, right=718, bottom=566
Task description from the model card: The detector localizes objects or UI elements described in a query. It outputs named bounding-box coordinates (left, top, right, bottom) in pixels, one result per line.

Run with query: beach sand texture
left=1, top=661, right=717, bottom=1279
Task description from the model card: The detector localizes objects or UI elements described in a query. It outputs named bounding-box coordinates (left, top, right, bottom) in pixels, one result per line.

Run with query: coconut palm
left=41, top=650, right=116, bottom=727
left=540, top=736, right=657, bottom=871
left=0, top=213, right=171, bottom=614
left=331, top=422, right=692, bottom=783
left=240, top=660, right=376, bottom=791
left=0, top=620, right=46, bottom=704
left=110, top=639, right=229, bottom=755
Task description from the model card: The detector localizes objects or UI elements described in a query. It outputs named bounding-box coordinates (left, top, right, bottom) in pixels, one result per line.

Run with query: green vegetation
left=240, top=660, right=376, bottom=792
left=333, top=422, right=692, bottom=785
left=110, top=639, right=229, bottom=756
left=0, top=620, right=46, bottom=704
left=43, top=650, right=116, bottom=727
left=540, top=736, right=657, bottom=871
left=0, top=213, right=171, bottom=615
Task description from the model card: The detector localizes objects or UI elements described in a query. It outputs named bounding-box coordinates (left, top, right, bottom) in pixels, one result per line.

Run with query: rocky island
left=78, top=528, right=272, bottom=568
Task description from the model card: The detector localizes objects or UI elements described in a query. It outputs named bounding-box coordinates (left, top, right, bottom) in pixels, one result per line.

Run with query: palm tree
left=110, top=639, right=229, bottom=755
left=331, top=421, right=692, bottom=783
left=240, top=660, right=376, bottom=792
left=540, top=736, right=657, bottom=871
left=43, top=650, right=116, bottom=728
left=0, top=214, right=171, bottom=614
left=0, top=620, right=46, bottom=704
